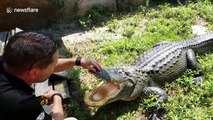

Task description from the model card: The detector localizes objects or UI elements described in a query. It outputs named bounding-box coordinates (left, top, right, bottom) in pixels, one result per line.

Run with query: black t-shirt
left=0, top=61, right=51, bottom=120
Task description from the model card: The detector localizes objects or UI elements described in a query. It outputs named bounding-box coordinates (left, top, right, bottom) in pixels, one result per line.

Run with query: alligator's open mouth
left=84, top=81, right=127, bottom=107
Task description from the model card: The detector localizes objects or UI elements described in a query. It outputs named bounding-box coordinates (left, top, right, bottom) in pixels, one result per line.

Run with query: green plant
left=78, top=5, right=117, bottom=28
left=142, top=94, right=161, bottom=109
left=192, top=1, right=213, bottom=30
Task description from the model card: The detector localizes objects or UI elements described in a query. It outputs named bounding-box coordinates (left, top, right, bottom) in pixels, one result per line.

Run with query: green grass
left=66, top=1, right=213, bottom=119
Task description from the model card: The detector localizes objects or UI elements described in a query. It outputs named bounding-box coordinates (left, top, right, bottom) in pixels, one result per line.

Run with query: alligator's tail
left=181, top=33, right=213, bottom=54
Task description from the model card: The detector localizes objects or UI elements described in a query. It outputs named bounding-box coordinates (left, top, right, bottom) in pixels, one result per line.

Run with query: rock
left=192, top=25, right=209, bottom=35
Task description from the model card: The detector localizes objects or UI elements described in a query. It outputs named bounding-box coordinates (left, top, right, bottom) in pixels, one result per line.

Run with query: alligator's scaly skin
left=84, top=33, right=213, bottom=108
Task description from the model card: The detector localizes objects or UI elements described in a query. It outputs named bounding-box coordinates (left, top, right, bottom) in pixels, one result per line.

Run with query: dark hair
left=2, top=31, right=57, bottom=73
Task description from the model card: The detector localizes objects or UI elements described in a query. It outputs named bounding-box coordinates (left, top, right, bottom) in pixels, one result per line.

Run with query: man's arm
left=54, top=57, right=102, bottom=73
left=50, top=95, right=64, bottom=120
left=54, top=58, right=76, bottom=72
left=43, top=90, right=64, bottom=120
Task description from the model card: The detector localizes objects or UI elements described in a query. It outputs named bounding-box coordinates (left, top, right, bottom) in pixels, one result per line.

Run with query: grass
left=164, top=54, right=213, bottom=120
left=65, top=0, right=213, bottom=120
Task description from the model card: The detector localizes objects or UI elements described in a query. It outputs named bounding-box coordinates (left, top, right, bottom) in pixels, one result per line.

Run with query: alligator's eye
left=125, top=72, right=130, bottom=76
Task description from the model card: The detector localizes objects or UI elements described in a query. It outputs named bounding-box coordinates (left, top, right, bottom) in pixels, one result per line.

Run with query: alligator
left=84, top=33, right=213, bottom=119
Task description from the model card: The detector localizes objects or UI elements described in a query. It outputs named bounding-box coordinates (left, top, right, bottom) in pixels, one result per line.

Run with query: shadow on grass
left=91, top=100, right=140, bottom=120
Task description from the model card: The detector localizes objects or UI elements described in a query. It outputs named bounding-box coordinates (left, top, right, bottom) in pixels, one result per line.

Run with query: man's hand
left=43, top=90, right=64, bottom=120
left=80, top=58, right=102, bottom=73
left=43, top=90, right=59, bottom=100
left=40, top=90, right=62, bottom=105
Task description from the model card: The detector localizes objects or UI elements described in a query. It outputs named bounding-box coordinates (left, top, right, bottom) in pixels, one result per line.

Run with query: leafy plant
left=78, top=5, right=117, bottom=29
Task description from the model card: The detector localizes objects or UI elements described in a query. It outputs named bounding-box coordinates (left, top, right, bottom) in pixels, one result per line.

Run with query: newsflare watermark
left=6, top=7, right=39, bottom=13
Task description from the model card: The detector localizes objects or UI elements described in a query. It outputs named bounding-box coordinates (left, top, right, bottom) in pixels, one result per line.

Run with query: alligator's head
left=84, top=67, right=141, bottom=107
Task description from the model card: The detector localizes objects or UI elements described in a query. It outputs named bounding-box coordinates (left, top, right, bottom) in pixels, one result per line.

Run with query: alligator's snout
left=84, top=81, right=127, bottom=107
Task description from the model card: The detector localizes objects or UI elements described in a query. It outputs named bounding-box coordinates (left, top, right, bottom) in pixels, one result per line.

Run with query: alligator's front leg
left=143, top=87, right=168, bottom=120
left=186, top=49, right=204, bottom=84
left=143, top=87, right=168, bottom=106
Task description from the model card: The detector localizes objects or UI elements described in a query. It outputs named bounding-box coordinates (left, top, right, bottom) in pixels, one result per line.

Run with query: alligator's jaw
left=84, top=81, right=127, bottom=107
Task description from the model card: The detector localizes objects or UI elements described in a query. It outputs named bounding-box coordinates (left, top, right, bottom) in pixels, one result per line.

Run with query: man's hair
left=2, top=31, right=57, bottom=73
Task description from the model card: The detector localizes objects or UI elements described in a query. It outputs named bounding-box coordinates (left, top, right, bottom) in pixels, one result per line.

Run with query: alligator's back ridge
left=133, top=33, right=213, bottom=85
left=134, top=43, right=186, bottom=85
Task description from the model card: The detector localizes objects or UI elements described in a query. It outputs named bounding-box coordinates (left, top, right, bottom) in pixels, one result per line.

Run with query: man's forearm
left=50, top=96, right=64, bottom=120
left=54, top=58, right=77, bottom=72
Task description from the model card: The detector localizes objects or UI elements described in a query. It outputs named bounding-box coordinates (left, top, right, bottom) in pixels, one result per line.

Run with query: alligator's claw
left=193, top=76, right=204, bottom=87
left=148, top=111, right=162, bottom=120
left=148, top=107, right=165, bottom=120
